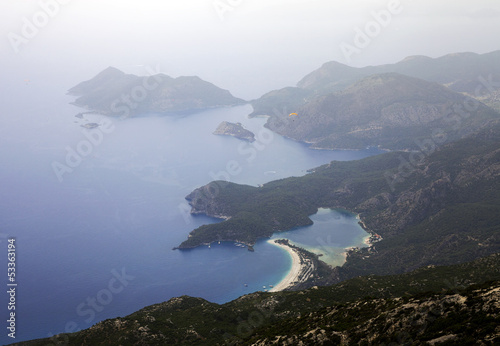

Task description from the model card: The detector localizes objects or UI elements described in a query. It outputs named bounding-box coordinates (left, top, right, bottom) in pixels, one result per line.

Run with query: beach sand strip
left=268, top=239, right=304, bottom=292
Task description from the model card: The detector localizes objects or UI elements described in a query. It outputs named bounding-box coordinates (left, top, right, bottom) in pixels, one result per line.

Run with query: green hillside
left=16, top=254, right=500, bottom=345
left=179, top=124, right=500, bottom=286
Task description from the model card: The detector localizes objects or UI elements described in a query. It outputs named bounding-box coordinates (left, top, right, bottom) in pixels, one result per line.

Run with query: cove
left=270, top=208, right=370, bottom=267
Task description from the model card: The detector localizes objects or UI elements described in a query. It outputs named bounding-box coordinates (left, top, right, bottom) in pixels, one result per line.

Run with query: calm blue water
left=0, top=78, right=381, bottom=343
left=271, top=208, right=370, bottom=267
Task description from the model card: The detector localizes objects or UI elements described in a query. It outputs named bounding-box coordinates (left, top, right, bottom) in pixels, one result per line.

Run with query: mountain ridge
left=14, top=254, right=500, bottom=345
left=264, top=72, right=500, bottom=150
left=68, top=67, right=246, bottom=117
left=250, top=51, right=500, bottom=139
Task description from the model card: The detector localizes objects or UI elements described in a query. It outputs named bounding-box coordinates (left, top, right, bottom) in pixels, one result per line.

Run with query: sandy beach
left=268, top=239, right=303, bottom=292
left=363, top=235, right=372, bottom=246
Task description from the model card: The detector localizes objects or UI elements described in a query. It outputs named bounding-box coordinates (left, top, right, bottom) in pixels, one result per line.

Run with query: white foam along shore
left=268, top=239, right=303, bottom=292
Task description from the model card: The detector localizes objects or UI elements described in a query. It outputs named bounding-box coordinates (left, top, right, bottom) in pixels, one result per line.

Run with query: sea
left=0, top=77, right=381, bottom=343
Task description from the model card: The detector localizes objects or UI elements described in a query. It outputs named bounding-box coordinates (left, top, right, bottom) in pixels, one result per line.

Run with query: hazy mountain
left=298, top=51, right=500, bottom=94
left=251, top=50, right=500, bottom=123
left=265, top=73, right=499, bottom=150
left=68, top=67, right=246, bottom=117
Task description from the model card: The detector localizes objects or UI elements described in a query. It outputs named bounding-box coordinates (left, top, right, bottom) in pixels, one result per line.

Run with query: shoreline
left=267, top=239, right=304, bottom=292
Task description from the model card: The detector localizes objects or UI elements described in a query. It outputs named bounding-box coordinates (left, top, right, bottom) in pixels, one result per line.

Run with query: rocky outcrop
left=213, top=121, right=255, bottom=142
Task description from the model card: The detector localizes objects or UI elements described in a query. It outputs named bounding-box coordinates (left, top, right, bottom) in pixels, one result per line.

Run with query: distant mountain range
left=252, top=51, right=500, bottom=150
left=297, top=51, right=500, bottom=95
left=266, top=72, right=499, bottom=150
left=252, top=51, right=500, bottom=116
left=68, top=67, right=246, bottom=117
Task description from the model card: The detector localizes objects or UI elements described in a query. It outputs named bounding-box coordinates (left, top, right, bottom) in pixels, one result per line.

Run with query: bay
left=0, top=79, right=382, bottom=343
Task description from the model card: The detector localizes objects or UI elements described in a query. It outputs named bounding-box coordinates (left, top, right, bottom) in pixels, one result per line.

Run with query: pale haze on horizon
left=1, top=0, right=499, bottom=99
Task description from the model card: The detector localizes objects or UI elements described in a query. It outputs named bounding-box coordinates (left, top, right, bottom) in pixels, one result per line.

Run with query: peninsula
left=176, top=122, right=500, bottom=288
left=213, top=121, right=255, bottom=142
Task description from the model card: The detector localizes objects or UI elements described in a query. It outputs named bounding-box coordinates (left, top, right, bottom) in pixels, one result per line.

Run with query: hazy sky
left=1, top=0, right=500, bottom=99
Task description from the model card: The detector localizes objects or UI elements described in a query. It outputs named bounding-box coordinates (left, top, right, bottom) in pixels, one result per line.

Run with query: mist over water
left=2, top=1, right=499, bottom=342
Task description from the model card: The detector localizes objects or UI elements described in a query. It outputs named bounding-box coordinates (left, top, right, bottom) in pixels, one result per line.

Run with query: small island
left=213, top=121, right=255, bottom=142
left=81, top=123, right=99, bottom=129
